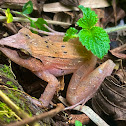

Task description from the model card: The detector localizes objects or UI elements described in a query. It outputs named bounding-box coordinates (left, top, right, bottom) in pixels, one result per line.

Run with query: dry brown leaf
left=110, top=44, right=126, bottom=59
left=92, top=75, right=126, bottom=120
left=43, top=0, right=110, bottom=12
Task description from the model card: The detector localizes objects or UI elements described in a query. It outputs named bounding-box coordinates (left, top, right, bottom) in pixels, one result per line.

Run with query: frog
left=0, top=28, right=115, bottom=107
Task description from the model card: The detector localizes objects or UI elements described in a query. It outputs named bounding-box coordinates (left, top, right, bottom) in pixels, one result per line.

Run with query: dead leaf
left=92, top=75, right=126, bottom=120
left=43, top=0, right=110, bottom=12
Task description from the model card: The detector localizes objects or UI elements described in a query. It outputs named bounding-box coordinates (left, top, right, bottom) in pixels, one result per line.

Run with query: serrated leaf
left=78, top=26, right=110, bottom=59
left=75, top=120, right=82, bottom=126
left=35, top=18, right=49, bottom=31
left=5, top=8, right=13, bottom=23
left=77, top=5, right=98, bottom=29
left=22, top=1, right=33, bottom=14
left=63, top=27, right=78, bottom=41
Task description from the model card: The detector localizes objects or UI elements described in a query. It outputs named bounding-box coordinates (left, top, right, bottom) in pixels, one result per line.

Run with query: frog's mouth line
left=0, top=44, right=31, bottom=59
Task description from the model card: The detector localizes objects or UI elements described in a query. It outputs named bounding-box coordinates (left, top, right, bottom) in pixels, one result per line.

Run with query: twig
left=7, top=103, right=64, bottom=126
left=43, top=24, right=58, bottom=33
left=26, top=26, right=65, bottom=36
left=64, top=99, right=86, bottom=110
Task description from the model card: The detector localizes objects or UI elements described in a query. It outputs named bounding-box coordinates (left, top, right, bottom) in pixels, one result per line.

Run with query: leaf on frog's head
left=78, top=26, right=110, bottom=59
left=64, top=5, right=110, bottom=59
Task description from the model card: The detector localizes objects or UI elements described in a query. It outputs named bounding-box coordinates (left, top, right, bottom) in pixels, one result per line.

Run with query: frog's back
left=29, top=35, right=91, bottom=59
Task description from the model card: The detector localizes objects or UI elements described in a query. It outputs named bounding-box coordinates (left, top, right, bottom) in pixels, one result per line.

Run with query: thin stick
left=26, top=26, right=65, bottom=36
left=43, top=24, right=58, bottom=33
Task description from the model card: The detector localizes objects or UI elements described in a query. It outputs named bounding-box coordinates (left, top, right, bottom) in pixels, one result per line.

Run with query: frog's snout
left=0, top=32, right=30, bottom=51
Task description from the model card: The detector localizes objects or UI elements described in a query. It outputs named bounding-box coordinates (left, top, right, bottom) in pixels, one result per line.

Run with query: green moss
left=0, top=65, right=14, bottom=79
left=0, top=64, right=33, bottom=122
left=6, top=90, right=32, bottom=117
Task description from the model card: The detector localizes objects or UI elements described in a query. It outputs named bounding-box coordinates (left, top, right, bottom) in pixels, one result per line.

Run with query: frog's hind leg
left=66, top=54, right=97, bottom=105
left=66, top=59, right=115, bottom=105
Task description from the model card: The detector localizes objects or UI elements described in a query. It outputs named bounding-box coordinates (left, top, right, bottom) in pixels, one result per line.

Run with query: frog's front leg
left=66, top=59, right=115, bottom=105
left=33, top=70, right=60, bottom=107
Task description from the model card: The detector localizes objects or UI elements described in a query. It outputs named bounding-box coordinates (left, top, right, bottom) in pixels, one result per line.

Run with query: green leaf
left=75, top=120, right=82, bottom=126
left=63, top=27, right=78, bottom=41
left=78, top=26, right=110, bottom=59
left=77, top=5, right=98, bottom=29
left=30, top=18, right=49, bottom=33
left=5, top=8, right=13, bottom=23
left=22, top=0, right=33, bottom=14
left=35, top=18, right=49, bottom=31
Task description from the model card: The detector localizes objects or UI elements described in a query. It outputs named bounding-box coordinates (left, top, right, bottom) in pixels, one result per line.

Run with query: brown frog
left=0, top=28, right=115, bottom=107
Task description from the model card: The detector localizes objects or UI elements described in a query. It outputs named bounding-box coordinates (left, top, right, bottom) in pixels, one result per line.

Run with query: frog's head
left=0, top=27, right=42, bottom=59
left=0, top=28, right=43, bottom=69
left=0, top=28, right=44, bottom=57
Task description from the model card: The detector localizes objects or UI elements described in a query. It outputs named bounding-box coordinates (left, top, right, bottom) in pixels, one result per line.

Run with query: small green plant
left=64, top=5, right=110, bottom=59
left=5, top=8, right=13, bottom=23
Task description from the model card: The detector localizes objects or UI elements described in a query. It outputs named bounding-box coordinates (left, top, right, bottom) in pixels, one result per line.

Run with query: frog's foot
left=27, top=97, right=43, bottom=107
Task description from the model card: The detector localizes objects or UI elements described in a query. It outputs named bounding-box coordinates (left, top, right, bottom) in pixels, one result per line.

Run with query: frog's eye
left=24, top=34, right=31, bottom=39
left=17, top=49, right=31, bottom=59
